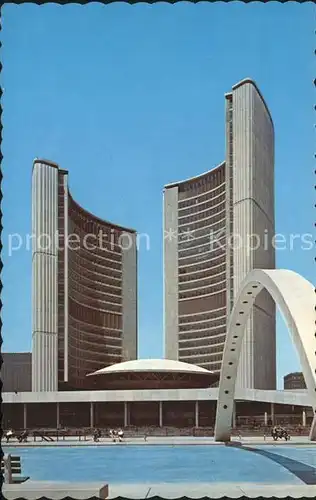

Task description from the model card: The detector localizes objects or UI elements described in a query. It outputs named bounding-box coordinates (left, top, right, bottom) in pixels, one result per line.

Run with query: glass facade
left=175, top=164, right=227, bottom=376
left=58, top=176, right=136, bottom=390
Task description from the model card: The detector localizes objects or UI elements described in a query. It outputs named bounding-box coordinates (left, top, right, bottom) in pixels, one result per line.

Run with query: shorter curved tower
left=164, top=163, right=226, bottom=379
left=32, top=159, right=137, bottom=391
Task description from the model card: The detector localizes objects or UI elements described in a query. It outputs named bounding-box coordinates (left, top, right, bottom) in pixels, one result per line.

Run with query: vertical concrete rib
left=163, top=186, right=179, bottom=359
left=32, top=161, right=58, bottom=391
left=122, top=232, right=138, bottom=360
left=63, top=172, right=69, bottom=381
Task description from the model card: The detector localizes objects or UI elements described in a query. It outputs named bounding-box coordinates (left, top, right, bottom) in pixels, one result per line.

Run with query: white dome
left=88, top=358, right=213, bottom=377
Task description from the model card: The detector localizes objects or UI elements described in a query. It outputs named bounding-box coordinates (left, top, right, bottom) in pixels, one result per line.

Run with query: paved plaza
left=3, top=481, right=316, bottom=499
left=108, top=482, right=316, bottom=499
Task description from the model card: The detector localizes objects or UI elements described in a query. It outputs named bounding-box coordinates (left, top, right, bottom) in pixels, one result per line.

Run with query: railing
left=3, top=424, right=311, bottom=442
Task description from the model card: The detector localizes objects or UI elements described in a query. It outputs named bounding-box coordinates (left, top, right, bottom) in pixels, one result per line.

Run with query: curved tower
left=32, top=160, right=137, bottom=391
left=227, top=79, right=275, bottom=390
left=164, top=164, right=226, bottom=378
left=164, top=78, right=276, bottom=390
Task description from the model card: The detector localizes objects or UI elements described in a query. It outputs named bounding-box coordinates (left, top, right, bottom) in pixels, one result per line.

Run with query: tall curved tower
left=32, top=160, right=137, bottom=392
left=164, top=79, right=276, bottom=390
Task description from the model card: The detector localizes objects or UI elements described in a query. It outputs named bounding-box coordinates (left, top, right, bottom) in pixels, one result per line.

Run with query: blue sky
left=1, top=3, right=314, bottom=388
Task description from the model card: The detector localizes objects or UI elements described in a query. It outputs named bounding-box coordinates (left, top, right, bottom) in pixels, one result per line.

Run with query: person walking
left=93, top=428, right=101, bottom=442
left=6, top=429, right=13, bottom=443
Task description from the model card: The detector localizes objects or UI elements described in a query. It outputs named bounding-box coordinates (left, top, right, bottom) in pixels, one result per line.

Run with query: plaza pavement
left=3, top=481, right=316, bottom=499
left=108, top=482, right=316, bottom=499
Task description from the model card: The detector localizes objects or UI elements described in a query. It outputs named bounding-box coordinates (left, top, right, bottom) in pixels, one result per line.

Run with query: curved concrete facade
left=32, top=160, right=137, bottom=391
left=164, top=164, right=226, bottom=376
left=164, top=79, right=276, bottom=390
left=214, top=269, right=316, bottom=442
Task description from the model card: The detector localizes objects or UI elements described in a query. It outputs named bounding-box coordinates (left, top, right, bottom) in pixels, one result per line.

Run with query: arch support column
left=159, top=402, right=163, bottom=428
left=214, top=269, right=316, bottom=442
left=309, top=413, right=316, bottom=441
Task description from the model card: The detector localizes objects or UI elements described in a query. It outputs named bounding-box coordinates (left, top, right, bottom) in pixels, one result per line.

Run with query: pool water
left=4, top=445, right=316, bottom=484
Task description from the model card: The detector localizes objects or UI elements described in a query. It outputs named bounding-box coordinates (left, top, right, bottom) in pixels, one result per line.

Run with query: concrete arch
left=214, top=269, right=316, bottom=442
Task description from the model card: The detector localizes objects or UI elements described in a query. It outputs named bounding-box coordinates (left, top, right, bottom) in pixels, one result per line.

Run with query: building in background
left=1, top=353, right=32, bottom=392
left=164, top=78, right=276, bottom=390
left=32, top=159, right=137, bottom=392
left=284, top=372, right=306, bottom=390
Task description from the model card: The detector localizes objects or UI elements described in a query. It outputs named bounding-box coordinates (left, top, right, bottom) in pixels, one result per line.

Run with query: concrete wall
left=122, top=232, right=138, bottom=360
left=2, top=387, right=310, bottom=406
left=32, top=160, right=58, bottom=391
left=231, top=81, right=276, bottom=390
left=1, top=352, right=32, bottom=392
left=163, top=186, right=179, bottom=359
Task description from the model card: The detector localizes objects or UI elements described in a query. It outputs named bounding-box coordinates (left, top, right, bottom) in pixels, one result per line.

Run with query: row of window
left=179, top=250, right=226, bottom=268
left=192, top=220, right=226, bottom=241
left=69, top=289, right=122, bottom=314
left=178, top=233, right=210, bottom=250
left=68, top=222, right=122, bottom=260
left=67, top=351, right=115, bottom=368
left=179, top=254, right=226, bottom=274
left=69, top=253, right=122, bottom=281
left=179, top=271, right=226, bottom=292
left=179, top=342, right=224, bottom=354
left=70, top=246, right=122, bottom=271
left=179, top=285, right=225, bottom=301
left=68, top=335, right=122, bottom=356
left=179, top=318, right=226, bottom=333
left=179, top=243, right=213, bottom=260
left=68, top=297, right=122, bottom=329
left=179, top=332, right=226, bottom=346
left=69, top=275, right=122, bottom=305
left=75, top=331, right=122, bottom=346
left=68, top=338, right=122, bottom=358
left=67, top=350, right=120, bottom=372
left=179, top=274, right=226, bottom=296
left=178, top=177, right=225, bottom=207
left=68, top=348, right=121, bottom=365
left=179, top=235, right=226, bottom=259
left=179, top=280, right=226, bottom=300
left=69, top=317, right=122, bottom=341
left=178, top=192, right=226, bottom=219
left=178, top=204, right=226, bottom=228
left=178, top=167, right=225, bottom=196
left=79, top=245, right=122, bottom=268
left=69, top=287, right=122, bottom=314
left=178, top=225, right=226, bottom=250
left=69, top=265, right=121, bottom=291
left=180, top=353, right=222, bottom=364
left=179, top=305, right=226, bottom=324
left=179, top=264, right=226, bottom=284
left=178, top=212, right=226, bottom=235
left=68, top=269, right=121, bottom=297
